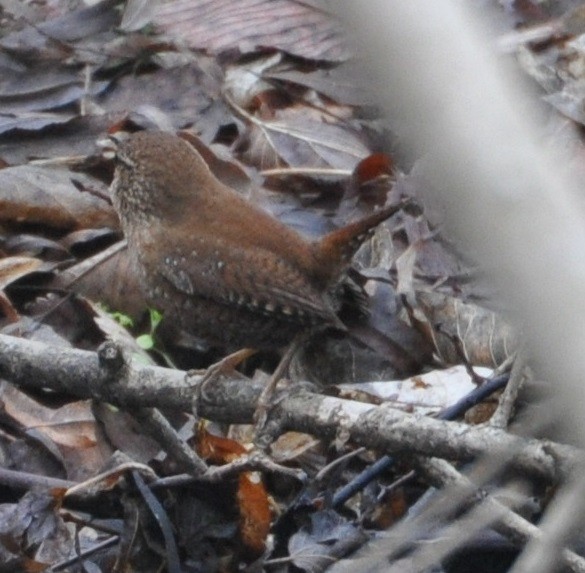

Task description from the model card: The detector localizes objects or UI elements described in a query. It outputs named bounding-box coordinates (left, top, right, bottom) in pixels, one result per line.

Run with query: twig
left=490, top=350, right=529, bottom=429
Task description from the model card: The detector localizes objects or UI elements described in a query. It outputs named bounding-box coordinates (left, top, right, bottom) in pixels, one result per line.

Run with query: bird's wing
left=157, top=242, right=340, bottom=326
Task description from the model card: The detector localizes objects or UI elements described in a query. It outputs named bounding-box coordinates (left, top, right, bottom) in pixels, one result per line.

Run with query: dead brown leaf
left=414, top=290, right=518, bottom=368
left=0, top=165, right=116, bottom=231
left=0, top=66, right=109, bottom=116
left=0, top=490, right=73, bottom=567
left=153, top=0, right=350, bottom=62
left=1, top=383, right=109, bottom=481
left=0, top=0, right=120, bottom=61
left=238, top=111, right=370, bottom=170
left=196, top=427, right=271, bottom=556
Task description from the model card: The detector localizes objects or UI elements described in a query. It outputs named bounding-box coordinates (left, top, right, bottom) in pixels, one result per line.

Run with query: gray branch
left=0, top=334, right=582, bottom=484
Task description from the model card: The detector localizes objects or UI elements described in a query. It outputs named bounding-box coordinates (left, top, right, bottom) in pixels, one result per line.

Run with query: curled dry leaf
left=0, top=256, right=49, bottom=324
left=0, top=256, right=45, bottom=290
left=4, top=234, right=71, bottom=261
left=0, top=112, right=77, bottom=135
left=59, top=227, right=118, bottom=255
left=413, top=290, right=518, bottom=368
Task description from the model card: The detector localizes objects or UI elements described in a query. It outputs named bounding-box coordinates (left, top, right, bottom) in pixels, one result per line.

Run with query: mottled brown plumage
left=110, top=131, right=403, bottom=351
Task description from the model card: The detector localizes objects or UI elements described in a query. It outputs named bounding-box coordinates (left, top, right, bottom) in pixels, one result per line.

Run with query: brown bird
left=110, top=131, right=405, bottom=353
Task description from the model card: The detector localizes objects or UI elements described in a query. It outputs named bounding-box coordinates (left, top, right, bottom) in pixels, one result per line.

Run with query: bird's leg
left=253, top=334, right=305, bottom=438
left=192, top=347, right=257, bottom=402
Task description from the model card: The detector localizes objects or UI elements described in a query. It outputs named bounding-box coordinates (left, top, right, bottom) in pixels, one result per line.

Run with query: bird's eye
left=104, top=133, right=136, bottom=169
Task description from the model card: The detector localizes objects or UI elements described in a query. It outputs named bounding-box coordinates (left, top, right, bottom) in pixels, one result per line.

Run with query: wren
left=110, top=131, right=405, bottom=352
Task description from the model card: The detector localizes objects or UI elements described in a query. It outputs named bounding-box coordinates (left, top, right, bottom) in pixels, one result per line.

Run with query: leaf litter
left=0, top=1, right=576, bottom=571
